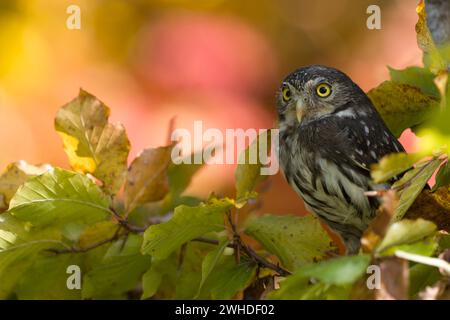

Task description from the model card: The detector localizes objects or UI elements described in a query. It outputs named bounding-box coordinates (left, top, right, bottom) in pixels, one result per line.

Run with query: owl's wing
left=315, top=113, right=405, bottom=177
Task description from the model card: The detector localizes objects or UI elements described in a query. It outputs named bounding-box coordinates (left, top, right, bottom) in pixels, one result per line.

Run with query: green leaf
left=200, top=256, right=256, bottom=299
left=55, top=89, right=130, bottom=195
left=245, top=215, right=333, bottom=271
left=78, top=221, right=118, bottom=248
left=235, top=129, right=273, bottom=202
left=196, top=238, right=229, bottom=297
left=0, top=161, right=52, bottom=211
left=141, top=197, right=233, bottom=259
left=409, top=263, right=442, bottom=298
left=416, top=0, right=449, bottom=73
left=141, top=253, right=179, bottom=299
left=268, top=255, right=371, bottom=300
left=433, top=161, right=450, bottom=191
left=15, top=253, right=83, bottom=299
left=368, top=81, right=439, bottom=137
left=8, top=168, right=112, bottom=229
left=141, top=265, right=164, bottom=299
left=124, top=146, right=173, bottom=214
left=299, top=255, right=371, bottom=285
left=376, top=219, right=437, bottom=254
left=389, top=66, right=440, bottom=98
left=371, top=153, right=423, bottom=183
left=379, top=236, right=437, bottom=257
left=392, top=159, right=441, bottom=220
left=0, top=240, right=66, bottom=299
left=82, top=234, right=151, bottom=299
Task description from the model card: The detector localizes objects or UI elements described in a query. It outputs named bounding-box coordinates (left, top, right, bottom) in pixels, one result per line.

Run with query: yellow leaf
left=0, top=161, right=52, bottom=211
left=55, top=89, right=130, bottom=195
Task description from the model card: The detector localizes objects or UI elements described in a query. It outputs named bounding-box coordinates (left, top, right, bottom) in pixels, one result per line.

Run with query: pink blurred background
left=0, top=0, right=422, bottom=216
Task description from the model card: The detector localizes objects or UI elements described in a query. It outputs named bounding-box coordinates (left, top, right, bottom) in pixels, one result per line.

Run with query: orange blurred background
left=0, top=0, right=422, bottom=216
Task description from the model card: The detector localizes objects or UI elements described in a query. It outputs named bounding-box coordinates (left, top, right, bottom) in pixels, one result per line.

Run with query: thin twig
left=46, top=227, right=122, bottom=254
left=225, top=209, right=290, bottom=277
left=192, top=236, right=291, bottom=277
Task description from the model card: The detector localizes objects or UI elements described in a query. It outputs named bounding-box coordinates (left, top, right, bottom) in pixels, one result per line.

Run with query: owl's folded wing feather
left=313, top=112, right=405, bottom=179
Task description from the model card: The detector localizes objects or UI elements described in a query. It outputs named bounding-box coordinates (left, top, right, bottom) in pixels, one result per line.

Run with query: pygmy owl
left=277, top=65, right=404, bottom=254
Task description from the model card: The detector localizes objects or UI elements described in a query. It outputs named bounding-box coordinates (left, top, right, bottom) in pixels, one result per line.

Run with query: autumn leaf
left=55, top=89, right=130, bottom=195
left=123, top=145, right=173, bottom=214
left=0, top=161, right=52, bottom=211
left=368, top=81, right=439, bottom=137
left=392, top=159, right=442, bottom=220
left=235, top=129, right=273, bottom=203
left=371, top=153, right=423, bottom=184
left=416, top=0, right=450, bottom=73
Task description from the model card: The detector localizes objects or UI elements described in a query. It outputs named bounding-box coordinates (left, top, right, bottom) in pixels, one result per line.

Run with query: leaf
left=389, top=66, right=440, bottom=98
left=371, top=153, right=423, bottom=183
left=55, top=89, right=130, bottom=195
left=235, top=129, right=273, bottom=202
left=433, top=161, right=450, bottom=191
left=141, top=265, right=164, bottom=299
left=8, top=168, right=111, bottom=229
left=124, top=145, right=173, bottom=214
left=368, top=81, right=439, bottom=137
left=245, top=214, right=333, bottom=271
left=141, top=197, right=233, bottom=259
left=0, top=240, right=66, bottom=299
left=196, top=238, right=229, bottom=297
left=409, top=263, right=442, bottom=298
left=379, top=236, right=437, bottom=257
left=0, top=161, right=52, bottom=211
left=15, top=253, right=83, bottom=299
left=416, top=0, right=449, bottom=73
left=141, top=254, right=178, bottom=299
left=78, top=221, right=118, bottom=248
left=392, top=159, right=441, bottom=220
left=376, top=219, right=437, bottom=254
left=82, top=234, right=151, bottom=299
left=268, top=255, right=371, bottom=300
left=199, top=256, right=257, bottom=299
left=361, top=190, right=398, bottom=253
left=405, top=188, right=450, bottom=232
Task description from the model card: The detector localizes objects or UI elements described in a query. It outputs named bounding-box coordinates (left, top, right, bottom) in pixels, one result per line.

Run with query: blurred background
left=0, top=0, right=422, bottom=215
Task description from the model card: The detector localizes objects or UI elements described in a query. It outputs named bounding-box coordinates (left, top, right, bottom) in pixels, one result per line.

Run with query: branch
left=192, top=236, right=291, bottom=277
left=46, top=227, right=122, bottom=254
left=227, top=210, right=291, bottom=277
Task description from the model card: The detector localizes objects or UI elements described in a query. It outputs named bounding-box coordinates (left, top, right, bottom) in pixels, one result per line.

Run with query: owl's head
left=276, top=65, right=369, bottom=127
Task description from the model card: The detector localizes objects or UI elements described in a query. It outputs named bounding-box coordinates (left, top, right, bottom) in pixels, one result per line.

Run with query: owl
left=277, top=65, right=404, bottom=254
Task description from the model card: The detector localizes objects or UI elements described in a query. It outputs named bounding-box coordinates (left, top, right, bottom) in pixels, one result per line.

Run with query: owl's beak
left=295, top=98, right=306, bottom=122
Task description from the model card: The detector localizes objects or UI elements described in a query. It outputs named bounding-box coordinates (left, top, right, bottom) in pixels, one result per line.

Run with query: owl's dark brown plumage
left=277, top=65, right=404, bottom=254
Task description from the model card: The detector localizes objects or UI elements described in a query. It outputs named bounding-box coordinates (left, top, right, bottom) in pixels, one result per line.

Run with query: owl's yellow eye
left=282, top=87, right=292, bottom=102
left=316, top=83, right=332, bottom=97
